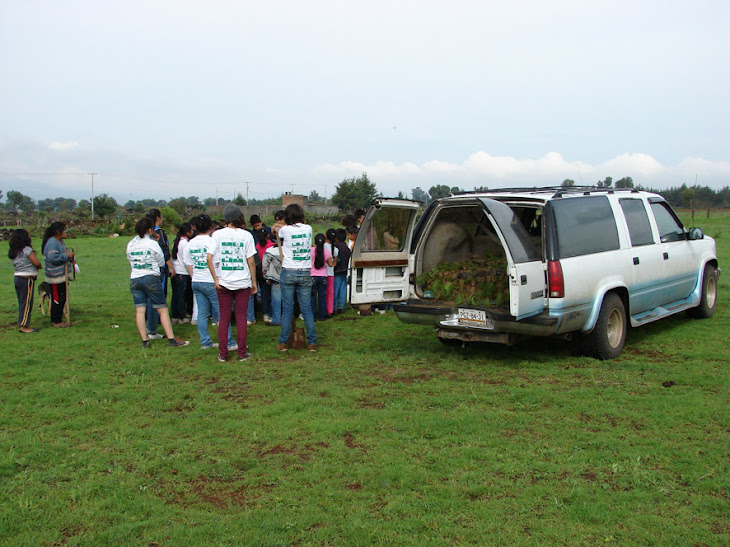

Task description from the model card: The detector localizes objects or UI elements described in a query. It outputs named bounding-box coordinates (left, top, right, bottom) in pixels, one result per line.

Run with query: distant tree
left=411, top=187, right=429, bottom=203
left=596, top=176, right=613, bottom=188
left=561, top=179, right=575, bottom=187
left=186, top=196, right=204, bottom=210
left=133, top=202, right=145, bottom=213
left=77, top=199, right=91, bottom=211
left=38, top=198, right=56, bottom=212
left=308, top=190, right=322, bottom=204
left=93, top=194, right=118, bottom=218
left=168, top=197, right=189, bottom=215
left=615, top=176, right=634, bottom=188
left=428, top=185, right=452, bottom=201
left=203, top=197, right=218, bottom=207
left=473, top=186, right=490, bottom=192
left=397, top=191, right=405, bottom=199
left=331, top=172, right=378, bottom=211
left=124, top=200, right=136, bottom=210
left=160, top=206, right=182, bottom=229
left=233, top=193, right=247, bottom=206
left=6, top=190, right=35, bottom=212
left=59, top=198, right=76, bottom=212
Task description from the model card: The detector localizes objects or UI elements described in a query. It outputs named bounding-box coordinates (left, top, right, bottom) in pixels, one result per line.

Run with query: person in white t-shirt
left=186, top=214, right=236, bottom=352
left=126, top=217, right=188, bottom=348
left=276, top=203, right=317, bottom=352
left=206, top=204, right=258, bottom=362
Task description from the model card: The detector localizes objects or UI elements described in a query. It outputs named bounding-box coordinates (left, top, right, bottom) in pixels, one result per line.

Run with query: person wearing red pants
left=207, top=204, right=258, bottom=362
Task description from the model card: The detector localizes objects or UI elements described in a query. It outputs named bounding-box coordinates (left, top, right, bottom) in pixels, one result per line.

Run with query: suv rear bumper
left=394, top=300, right=558, bottom=337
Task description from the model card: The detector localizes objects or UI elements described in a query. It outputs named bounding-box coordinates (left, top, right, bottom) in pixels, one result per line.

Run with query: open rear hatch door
left=350, top=199, right=420, bottom=305
left=477, top=198, right=545, bottom=320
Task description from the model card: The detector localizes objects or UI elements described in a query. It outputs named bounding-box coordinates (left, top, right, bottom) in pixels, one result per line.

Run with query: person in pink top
left=310, top=233, right=331, bottom=320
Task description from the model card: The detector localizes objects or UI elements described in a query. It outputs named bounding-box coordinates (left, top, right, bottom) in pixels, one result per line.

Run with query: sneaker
left=201, top=343, right=219, bottom=350
left=308, top=344, right=317, bottom=353
left=191, top=319, right=197, bottom=325
left=247, top=320, right=256, bottom=326
left=217, top=354, right=227, bottom=362
left=238, top=353, right=253, bottom=362
left=276, top=343, right=288, bottom=352
left=182, top=318, right=191, bottom=324
left=142, top=340, right=150, bottom=349
left=263, top=315, right=271, bottom=323
left=228, top=343, right=238, bottom=351
left=167, top=338, right=189, bottom=347
left=148, top=332, right=164, bottom=340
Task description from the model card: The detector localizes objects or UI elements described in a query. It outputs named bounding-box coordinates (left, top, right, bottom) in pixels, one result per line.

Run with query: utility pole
left=324, top=184, right=328, bottom=205
left=88, top=172, right=97, bottom=219
left=245, top=181, right=250, bottom=205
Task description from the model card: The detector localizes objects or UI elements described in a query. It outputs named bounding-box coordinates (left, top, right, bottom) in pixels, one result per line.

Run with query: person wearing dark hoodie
left=42, top=221, right=74, bottom=327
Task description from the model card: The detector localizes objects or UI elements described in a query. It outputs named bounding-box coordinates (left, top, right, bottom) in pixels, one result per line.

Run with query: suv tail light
left=548, top=260, right=564, bottom=298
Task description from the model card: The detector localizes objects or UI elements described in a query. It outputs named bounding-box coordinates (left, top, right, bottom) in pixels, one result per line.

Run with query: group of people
left=9, top=222, right=76, bottom=333
left=123, top=203, right=364, bottom=361
left=8, top=204, right=365, bottom=362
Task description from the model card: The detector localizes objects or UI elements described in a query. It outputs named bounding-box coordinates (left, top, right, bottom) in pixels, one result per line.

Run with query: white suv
left=349, top=187, right=720, bottom=359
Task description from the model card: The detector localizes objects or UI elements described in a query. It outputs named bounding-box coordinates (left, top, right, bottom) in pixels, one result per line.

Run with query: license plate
left=458, top=309, right=494, bottom=329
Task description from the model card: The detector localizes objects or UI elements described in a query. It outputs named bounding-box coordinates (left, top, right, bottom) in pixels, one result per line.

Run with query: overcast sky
left=1, top=0, right=729, bottom=203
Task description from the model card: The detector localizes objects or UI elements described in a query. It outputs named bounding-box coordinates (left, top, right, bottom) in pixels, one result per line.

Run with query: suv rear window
left=551, top=196, right=619, bottom=258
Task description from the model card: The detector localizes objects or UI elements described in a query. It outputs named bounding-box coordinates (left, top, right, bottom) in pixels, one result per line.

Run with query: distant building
left=282, top=193, right=307, bottom=207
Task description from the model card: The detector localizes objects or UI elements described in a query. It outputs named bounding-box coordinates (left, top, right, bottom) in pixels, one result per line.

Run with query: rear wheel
left=582, top=292, right=626, bottom=360
left=687, top=264, right=717, bottom=319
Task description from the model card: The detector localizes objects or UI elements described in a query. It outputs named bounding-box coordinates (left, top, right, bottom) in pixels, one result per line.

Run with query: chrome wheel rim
left=707, top=275, right=717, bottom=308
left=607, top=308, right=624, bottom=348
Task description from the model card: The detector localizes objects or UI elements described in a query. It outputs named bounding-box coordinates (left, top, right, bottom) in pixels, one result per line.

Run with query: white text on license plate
left=458, top=309, right=494, bottom=328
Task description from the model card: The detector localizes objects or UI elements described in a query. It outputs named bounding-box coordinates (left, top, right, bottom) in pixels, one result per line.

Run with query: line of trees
left=3, top=177, right=730, bottom=220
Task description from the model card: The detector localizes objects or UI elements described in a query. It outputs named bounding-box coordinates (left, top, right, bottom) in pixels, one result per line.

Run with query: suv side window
left=619, top=198, right=654, bottom=247
left=650, top=201, right=685, bottom=243
left=551, top=196, right=620, bottom=258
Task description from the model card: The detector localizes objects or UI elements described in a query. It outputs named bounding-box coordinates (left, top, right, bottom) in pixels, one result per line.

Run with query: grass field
left=1, top=212, right=728, bottom=545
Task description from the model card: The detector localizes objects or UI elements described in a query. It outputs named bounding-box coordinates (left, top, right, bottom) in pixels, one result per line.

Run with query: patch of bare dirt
left=343, top=431, right=367, bottom=452
left=344, top=482, right=362, bottom=490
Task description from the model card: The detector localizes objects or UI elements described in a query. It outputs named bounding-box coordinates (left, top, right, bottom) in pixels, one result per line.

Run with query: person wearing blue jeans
left=276, top=204, right=316, bottom=352
left=192, top=281, right=236, bottom=349
left=269, top=280, right=281, bottom=325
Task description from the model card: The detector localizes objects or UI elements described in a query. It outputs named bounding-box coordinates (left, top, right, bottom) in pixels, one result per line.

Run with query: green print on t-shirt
left=290, top=233, right=311, bottom=261
left=189, top=247, right=208, bottom=269
left=220, top=239, right=246, bottom=270
left=130, top=249, right=154, bottom=269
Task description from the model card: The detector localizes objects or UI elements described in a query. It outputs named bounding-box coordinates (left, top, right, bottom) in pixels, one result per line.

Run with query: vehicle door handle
left=663, top=252, right=669, bottom=260
left=521, top=275, right=527, bottom=285
left=633, top=257, right=640, bottom=265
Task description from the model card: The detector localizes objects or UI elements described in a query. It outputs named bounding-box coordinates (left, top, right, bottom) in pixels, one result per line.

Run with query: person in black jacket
left=333, top=228, right=351, bottom=313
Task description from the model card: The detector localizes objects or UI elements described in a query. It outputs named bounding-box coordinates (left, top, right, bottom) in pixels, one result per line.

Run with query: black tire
left=582, top=292, right=627, bottom=360
left=687, top=264, right=717, bottom=319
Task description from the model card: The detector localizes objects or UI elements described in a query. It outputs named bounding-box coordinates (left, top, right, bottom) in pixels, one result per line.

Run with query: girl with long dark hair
left=9, top=229, right=42, bottom=333
left=310, top=233, right=331, bottom=320
left=42, top=221, right=74, bottom=327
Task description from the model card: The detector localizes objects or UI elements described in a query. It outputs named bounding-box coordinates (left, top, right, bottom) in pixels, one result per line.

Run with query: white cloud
left=49, top=141, right=79, bottom=151
left=312, top=152, right=730, bottom=192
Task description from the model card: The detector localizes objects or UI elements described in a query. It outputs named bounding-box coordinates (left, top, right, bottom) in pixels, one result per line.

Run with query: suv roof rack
left=452, top=186, right=641, bottom=198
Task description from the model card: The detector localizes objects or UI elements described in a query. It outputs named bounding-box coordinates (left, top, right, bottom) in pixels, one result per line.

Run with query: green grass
left=0, top=212, right=728, bottom=545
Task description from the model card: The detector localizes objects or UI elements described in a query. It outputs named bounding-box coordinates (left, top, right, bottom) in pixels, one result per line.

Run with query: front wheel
left=581, top=292, right=627, bottom=360
left=687, top=264, right=718, bottom=319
